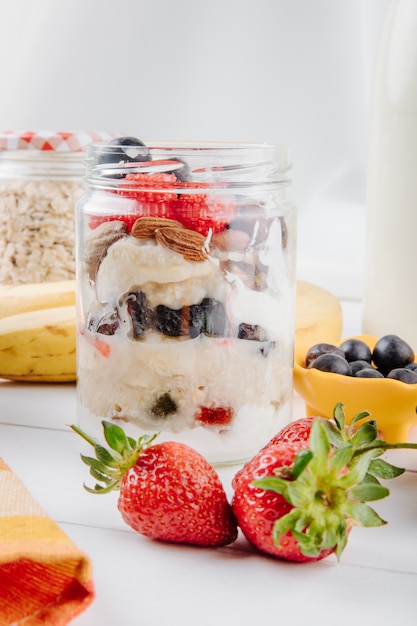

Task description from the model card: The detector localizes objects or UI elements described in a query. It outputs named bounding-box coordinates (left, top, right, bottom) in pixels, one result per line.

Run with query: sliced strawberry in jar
left=174, top=183, right=237, bottom=236
left=121, top=172, right=178, bottom=203
left=88, top=173, right=237, bottom=235
left=118, top=172, right=178, bottom=222
left=196, top=406, right=234, bottom=426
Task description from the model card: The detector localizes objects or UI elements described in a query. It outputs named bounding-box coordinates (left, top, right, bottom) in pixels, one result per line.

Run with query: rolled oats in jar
left=76, top=138, right=297, bottom=465
left=0, top=130, right=117, bottom=285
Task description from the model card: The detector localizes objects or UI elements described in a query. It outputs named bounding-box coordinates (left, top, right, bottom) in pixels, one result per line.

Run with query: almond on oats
left=131, top=217, right=184, bottom=239
left=155, top=227, right=208, bottom=262
left=84, top=220, right=129, bottom=280
left=211, top=229, right=251, bottom=253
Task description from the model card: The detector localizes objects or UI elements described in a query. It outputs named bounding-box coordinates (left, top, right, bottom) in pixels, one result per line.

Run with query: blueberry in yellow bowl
left=293, top=334, right=417, bottom=443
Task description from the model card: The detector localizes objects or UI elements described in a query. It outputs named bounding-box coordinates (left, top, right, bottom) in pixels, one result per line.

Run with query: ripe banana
left=0, top=280, right=75, bottom=320
left=294, top=280, right=342, bottom=362
left=0, top=305, right=76, bottom=382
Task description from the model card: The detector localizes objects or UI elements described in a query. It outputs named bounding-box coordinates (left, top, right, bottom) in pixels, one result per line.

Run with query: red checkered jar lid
left=0, top=130, right=119, bottom=152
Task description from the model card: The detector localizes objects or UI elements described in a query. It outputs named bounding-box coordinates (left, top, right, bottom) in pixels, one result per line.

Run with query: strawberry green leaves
left=252, top=405, right=414, bottom=561
left=292, top=449, right=313, bottom=478
left=347, top=481, right=389, bottom=503
left=70, top=421, right=157, bottom=494
left=321, top=403, right=406, bottom=483
left=368, top=458, right=405, bottom=480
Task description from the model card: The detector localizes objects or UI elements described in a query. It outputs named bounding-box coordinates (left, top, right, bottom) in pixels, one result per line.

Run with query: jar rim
left=86, top=140, right=291, bottom=190
left=88, top=139, right=288, bottom=158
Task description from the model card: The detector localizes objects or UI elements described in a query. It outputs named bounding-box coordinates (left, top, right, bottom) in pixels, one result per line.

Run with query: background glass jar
left=75, top=139, right=297, bottom=465
left=0, top=130, right=117, bottom=285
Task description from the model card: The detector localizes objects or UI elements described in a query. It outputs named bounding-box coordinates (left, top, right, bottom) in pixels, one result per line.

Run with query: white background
left=0, top=0, right=391, bottom=299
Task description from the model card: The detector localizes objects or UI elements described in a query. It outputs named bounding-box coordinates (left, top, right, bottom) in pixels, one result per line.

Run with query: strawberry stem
left=356, top=441, right=417, bottom=452
left=70, top=423, right=97, bottom=448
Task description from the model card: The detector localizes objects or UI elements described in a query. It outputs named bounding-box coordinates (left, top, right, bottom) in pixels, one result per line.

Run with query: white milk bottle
left=363, top=0, right=417, bottom=348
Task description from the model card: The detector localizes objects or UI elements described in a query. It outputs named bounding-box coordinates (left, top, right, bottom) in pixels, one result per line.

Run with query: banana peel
left=0, top=280, right=75, bottom=320
left=0, top=305, right=76, bottom=382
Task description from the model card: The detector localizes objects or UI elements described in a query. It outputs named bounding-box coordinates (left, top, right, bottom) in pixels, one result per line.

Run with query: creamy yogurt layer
left=95, top=237, right=221, bottom=306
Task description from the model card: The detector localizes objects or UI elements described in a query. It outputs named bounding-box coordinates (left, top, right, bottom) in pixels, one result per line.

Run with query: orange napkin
left=0, top=458, right=94, bottom=625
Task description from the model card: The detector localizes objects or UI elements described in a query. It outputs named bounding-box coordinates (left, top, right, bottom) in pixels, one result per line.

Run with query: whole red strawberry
left=231, top=440, right=335, bottom=562
left=71, top=422, right=237, bottom=547
left=232, top=405, right=411, bottom=563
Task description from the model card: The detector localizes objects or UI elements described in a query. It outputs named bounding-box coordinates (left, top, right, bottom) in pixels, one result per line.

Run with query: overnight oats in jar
left=75, top=138, right=297, bottom=465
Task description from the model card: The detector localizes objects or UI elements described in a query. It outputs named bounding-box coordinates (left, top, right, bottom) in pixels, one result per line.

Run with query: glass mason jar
left=0, top=130, right=117, bottom=285
left=75, top=139, right=297, bottom=465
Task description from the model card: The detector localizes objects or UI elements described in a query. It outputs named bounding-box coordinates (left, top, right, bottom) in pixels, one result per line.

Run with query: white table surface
left=2, top=300, right=417, bottom=626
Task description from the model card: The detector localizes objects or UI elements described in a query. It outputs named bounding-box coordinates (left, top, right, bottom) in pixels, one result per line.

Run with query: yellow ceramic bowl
left=293, top=334, right=417, bottom=443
